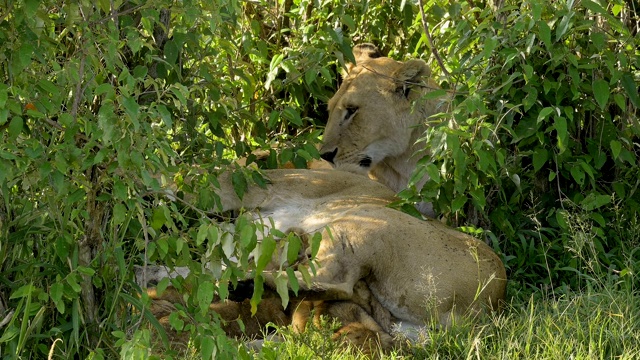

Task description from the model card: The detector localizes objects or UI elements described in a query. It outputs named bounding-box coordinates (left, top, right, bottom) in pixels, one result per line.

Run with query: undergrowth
left=241, top=286, right=640, bottom=360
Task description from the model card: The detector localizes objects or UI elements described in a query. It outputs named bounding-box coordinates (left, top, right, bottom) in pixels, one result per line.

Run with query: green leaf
left=113, top=203, right=127, bottom=225
left=570, top=165, right=585, bottom=186
left=555, top=13, right=573, bottom=41
left=582, top=0, right=607, bottom=15
left=133, top=65, right=148, bottom=79
left=238, top=223, right=255, bottom=248
left=469, top=188, right=486, bottom=209
left=554, top=116, right=567, bottom=152
left=0, top=87, right=8, bottom=108
left=221, top=232, right=235, bottom=259
left=610, top=140, right=622, bottom=159
left=122, top=97, right=140, bottom=130
left=282, top=107, right=302, bottom=126
left=286, top=234, right=302, bottom=266
left=269, top=54, right=284, bottom=71
left=8, top=116, right=23, bottom=140
left=425, top=163, right=440, bottom=184
left=156, top=237, right=169, bottom=256
left=310, top=232, right=323, bottom=259
left=151, top=208, right=166, bottom=231
left=536, top=107, right=554, bottom=123
left=556, top=210, right=569, bottom=230
left=77, top=266, right=95, bottom=276
left=156, top=104, right=173, bottom=127
left=113, top=179, right=127, bottom=200
left=197, top=281, right=214, bottom=315
left=532, top=148, right=548, bottom=172
left=274, top=274, right=290, bottom=309
left=304, top=69, right=317, bottom=86
left=250, top=276, right=265, bottom=315
left=422, top=89, right=448, bottom=101
left=537, top=21, right=551, bottom=48
left=168, top=312, right=184, bottom=332
left=256, top=237, right=276, bottom=274
left=10, top=284, right=36, bottom=299
left=200, top=335, right=215, bottom=360
left=197, top=224, right=209, bottom=246
left=207, top=225, right=219, bottom=247
left=164, top=40, right=179, bottom=65
left=50, top=283, right=65, bottom=314
left=451, top=195, right=467, bottom=213
left=298, top=265, right=312, bottom=286
left=592, top=79, right=609, bottom=110
left=620, top=72, right=640, bottom=109
left=286, top=267, right=299, bottom=296
left=67, top=275, right=81, bottom=293
left=231, top=171, right=247, bottom=199
left=581, top=193, right=611, bottom=211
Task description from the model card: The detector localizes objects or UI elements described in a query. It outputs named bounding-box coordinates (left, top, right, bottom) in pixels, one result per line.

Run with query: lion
left=142, top=168, right=505, bottom=353
left=212, top=169, right=506, bottom=340
left=141, top=226, right=397, bottom=354
left=140, top=45, right=499, bottom=353
left=320, top=43, right=448, bottom=217
left=145, top=285, right=398, bottom=355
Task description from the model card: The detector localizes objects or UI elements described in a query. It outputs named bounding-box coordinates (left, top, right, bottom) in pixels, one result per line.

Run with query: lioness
left=320, top=44, right=447, bottom=217
left=214, top=169, right=506, bottom=336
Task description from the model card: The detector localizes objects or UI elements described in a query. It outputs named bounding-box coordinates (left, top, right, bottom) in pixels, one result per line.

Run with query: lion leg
left=327, top=301, right=396, bottom=355
left=261, top=269, right=356, bottom=301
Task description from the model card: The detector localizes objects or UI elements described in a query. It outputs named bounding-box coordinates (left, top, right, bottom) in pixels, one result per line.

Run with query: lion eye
left=343, top=106, right=358, bottom=124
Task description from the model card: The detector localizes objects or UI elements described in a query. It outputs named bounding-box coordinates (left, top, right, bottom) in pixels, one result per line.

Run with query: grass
left=167, top=285, right=640, bottom=360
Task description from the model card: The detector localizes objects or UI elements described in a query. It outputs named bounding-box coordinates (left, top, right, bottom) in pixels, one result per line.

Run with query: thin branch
left=360, top=64, right=524, bottom=95
left=71, top=55, right=86, bottom=120
left=418, top=0, right=451, bottom=79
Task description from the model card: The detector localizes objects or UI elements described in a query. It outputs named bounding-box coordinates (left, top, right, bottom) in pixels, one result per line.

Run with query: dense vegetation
left=0, top=0, right=638, bottom=359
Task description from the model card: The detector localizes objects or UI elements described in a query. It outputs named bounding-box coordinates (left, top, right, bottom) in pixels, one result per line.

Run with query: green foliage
left=410, top=0, right=640, bottom=297
left=238, top=287, right=640, bottom=360
left=411, top=287, right=640, bottom=359
left=0, top=0, right=429, bottom=358
left=1, top=0, right=639, bottom=358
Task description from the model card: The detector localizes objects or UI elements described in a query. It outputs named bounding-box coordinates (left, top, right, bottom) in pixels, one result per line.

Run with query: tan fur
left=291, top=285, right=398, bottom=357
left=208, top=169, right=506, bottom=336
left=145, top=235, right=394, bottom=353
left=145, top=46, right=501, bottom=353
left=146, top=286, right=289, bottom=340
left=146, top=282, right=395, bottom=354
left=320, top=44, right=448, bottom=217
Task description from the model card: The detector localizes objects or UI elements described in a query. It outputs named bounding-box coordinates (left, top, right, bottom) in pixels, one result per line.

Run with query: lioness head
left=320, top=44, right=445, bottom=212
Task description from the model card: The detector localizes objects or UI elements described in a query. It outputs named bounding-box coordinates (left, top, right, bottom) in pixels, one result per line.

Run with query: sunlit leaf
left=274, top=274, right=290, bottom=309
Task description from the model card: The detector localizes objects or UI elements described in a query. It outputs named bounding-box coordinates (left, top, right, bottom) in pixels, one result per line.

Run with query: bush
left=0, top=0, right=638, bottom=358
left=408, top=0, right=640, bottom=296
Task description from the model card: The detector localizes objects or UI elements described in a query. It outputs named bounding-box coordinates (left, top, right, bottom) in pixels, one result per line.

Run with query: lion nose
left=320, top=148, right=338, bottom=164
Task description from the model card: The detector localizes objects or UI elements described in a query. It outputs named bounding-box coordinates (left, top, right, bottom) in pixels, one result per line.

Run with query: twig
left=71, top=55, right=86, bottom=120
left=360, top=63, right=525, bottom=95
left=418, top=0, right=451, bottom=79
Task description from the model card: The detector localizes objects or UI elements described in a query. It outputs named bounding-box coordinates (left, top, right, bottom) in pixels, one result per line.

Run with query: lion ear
left=392, top=59, right=431, bottom=98
left=353, top=43, right=382, bottom=63
left=345, top=43, right=382, bottom=73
